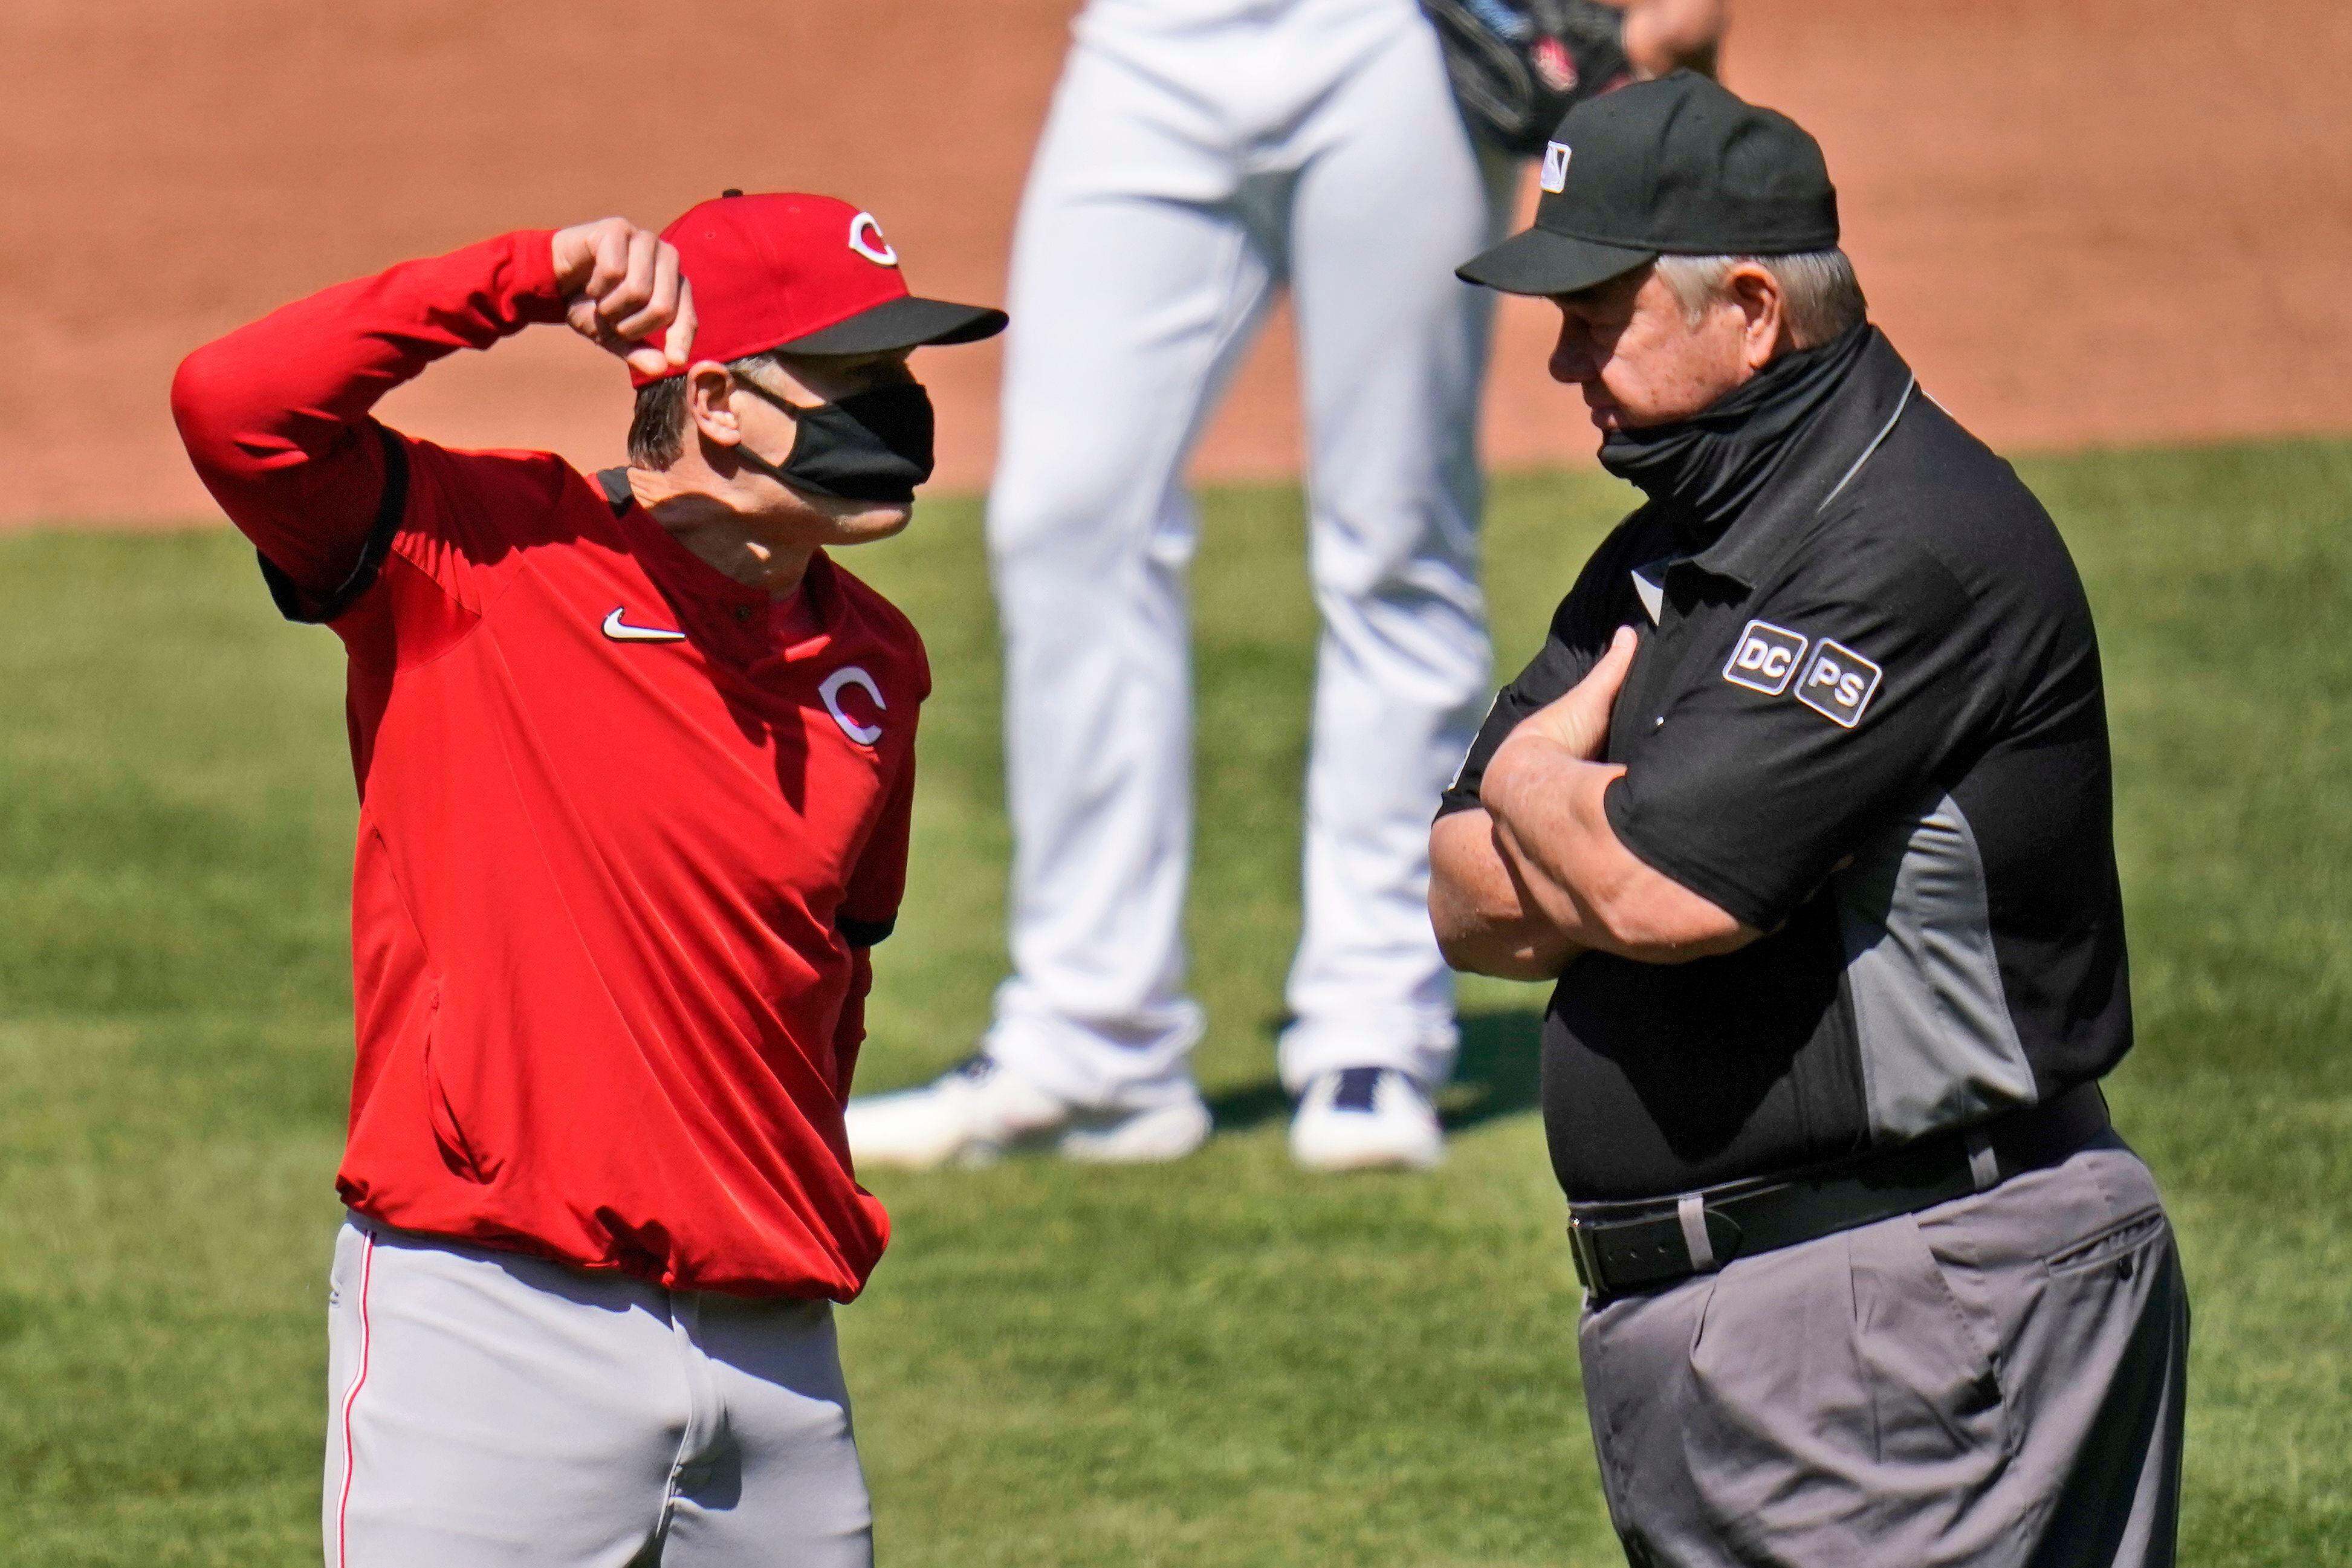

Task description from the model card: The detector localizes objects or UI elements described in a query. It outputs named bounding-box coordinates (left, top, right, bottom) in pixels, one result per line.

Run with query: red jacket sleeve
left=830, top=747, right=917, bottom=1100
left=838, top=745, right=916, bottom=950
left=169, top=230, right=565, bottom=605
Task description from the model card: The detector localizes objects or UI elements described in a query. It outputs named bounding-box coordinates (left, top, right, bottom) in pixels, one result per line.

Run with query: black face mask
left=1598, top=321, right=1874, bottom=553
left=734, top=381, right=936, bottom=504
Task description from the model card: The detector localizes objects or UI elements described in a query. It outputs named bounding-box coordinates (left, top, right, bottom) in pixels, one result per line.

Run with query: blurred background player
left=849, top=0, right=1727, bottom=1174
left=172, top=195, right=1002, bottom=1566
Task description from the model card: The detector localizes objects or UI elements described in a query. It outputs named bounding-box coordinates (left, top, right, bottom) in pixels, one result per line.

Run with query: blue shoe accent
left=1333, top=1066, right=1384, bottom=1113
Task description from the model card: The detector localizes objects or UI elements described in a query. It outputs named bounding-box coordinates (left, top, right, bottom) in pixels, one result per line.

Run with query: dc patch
left=1794, top=639, right=1884, bottom=727
left=1721, top=620, right=1808, bottom=696
left=1540, top=142, right=1572, bottom=193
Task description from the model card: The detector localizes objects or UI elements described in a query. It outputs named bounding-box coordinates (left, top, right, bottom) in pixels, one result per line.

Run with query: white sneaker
left=845, top=1055, right=1213, bottom=1170
left=1289, top=1067, right=1445, bottom=1173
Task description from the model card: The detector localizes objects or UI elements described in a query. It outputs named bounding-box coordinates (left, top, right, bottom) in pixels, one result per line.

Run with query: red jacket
left=172, top=231, right=921, bottom=1300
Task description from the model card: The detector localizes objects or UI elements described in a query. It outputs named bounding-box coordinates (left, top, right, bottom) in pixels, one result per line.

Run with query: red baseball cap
left=630, top=190, right=1006, bottom=387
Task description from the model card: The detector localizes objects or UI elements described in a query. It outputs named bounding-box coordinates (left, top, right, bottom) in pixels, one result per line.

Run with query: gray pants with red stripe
left=324, top=1216, right=872, bottom=1567
left=1577, top=1133, right=2189, bottom=1567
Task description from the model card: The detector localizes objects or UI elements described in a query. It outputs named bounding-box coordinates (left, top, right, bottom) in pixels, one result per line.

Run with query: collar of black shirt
left=1603, top=325, right=1918, bottom=592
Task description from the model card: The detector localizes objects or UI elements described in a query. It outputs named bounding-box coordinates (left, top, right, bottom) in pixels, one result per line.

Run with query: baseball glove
left=1421, top=0, right=1634, bottom=156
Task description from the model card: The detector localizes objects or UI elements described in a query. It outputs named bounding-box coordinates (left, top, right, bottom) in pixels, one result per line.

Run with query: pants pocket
left=1679, top=1237, right=1877, bottom=1555
left=2044, top=1207, right=2168, bottom=1279
left=1671, top=1219, right=2018, bottom=1562
left=1850, top=1214, right=2009, bottom=1469
left=415, top=987, right=497, bottom=1184
left=328, top=1220, right=357, bottom=1310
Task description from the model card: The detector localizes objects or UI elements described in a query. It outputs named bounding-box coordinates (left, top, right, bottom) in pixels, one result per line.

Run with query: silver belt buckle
left=1566, top=1213, right=1602, bottom=1297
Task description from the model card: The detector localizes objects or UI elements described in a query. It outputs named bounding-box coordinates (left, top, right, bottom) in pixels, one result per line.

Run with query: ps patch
left=1721, top=620, right=1809, bottom=696
left=1794, top=639, right=1884, bottom=727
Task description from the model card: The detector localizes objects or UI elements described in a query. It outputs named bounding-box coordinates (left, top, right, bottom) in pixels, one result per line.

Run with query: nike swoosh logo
left=602, top=607, right=685, bottom=643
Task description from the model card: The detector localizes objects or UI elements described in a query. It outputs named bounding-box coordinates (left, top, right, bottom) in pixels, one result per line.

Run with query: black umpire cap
left=1458, top=70, right=1839, bottom=297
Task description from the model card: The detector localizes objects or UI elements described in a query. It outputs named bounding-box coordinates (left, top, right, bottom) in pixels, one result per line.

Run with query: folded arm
left=1430, top=808, right=1581, bottom=980
left=1428, top=627, right=1757, bottom=977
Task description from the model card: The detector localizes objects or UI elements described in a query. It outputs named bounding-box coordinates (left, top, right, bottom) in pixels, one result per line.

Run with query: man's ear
left=684, top=361, right=743, bottom=449
left=1725, top=264, right=1787, bottom=368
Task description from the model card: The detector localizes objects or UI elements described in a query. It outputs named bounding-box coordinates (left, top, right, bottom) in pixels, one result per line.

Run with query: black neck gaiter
left=1598, top=321, right=1874, bottom=552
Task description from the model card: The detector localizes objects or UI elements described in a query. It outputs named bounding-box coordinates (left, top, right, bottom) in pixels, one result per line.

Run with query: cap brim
left=782, top=295, right=1008, bottom=354
left=1456, top=228, right=1657, bottom=296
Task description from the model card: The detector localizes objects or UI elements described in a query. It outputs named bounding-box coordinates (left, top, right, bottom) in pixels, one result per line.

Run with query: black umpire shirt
left=1440, top=325, right=2132, bottom=1202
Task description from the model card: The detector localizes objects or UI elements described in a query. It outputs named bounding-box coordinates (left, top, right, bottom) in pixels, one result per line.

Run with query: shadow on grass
left=1205, top=1009, right=1544, bottom=1134
left=1443, top=1009, right=1545, bottom=1130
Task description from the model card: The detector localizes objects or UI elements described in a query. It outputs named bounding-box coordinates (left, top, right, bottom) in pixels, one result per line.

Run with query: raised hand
left=1517, top=623, right=1638, bottom=763
left=549, top=218, right=697, bottom=377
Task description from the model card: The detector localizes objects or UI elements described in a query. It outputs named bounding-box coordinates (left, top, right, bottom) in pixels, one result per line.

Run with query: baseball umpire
left=172, top=193, right=1003, bottom=1564
left=1431, top=73, right=2189, bottom=1565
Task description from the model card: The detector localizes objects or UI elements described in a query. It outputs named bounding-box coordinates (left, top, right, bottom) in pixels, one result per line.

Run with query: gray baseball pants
left=323, top=1216, right=872, bottom=1567
left=1578, top=1132, right=2189, bottom=1567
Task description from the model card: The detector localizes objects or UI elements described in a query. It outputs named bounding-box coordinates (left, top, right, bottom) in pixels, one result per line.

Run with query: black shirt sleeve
left=1437, top=619, right=1594, bottom=819
left=1604, top=533, right=1995, bottom=930
left=1437, top=523, right=1648, bottom=818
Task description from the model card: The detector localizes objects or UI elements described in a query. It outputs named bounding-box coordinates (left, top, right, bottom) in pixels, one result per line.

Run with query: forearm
left=1480, top=736, right=1751, bottom=962
left=1483, top=747, right=1631, bottom=923
left=1428, top=810, right=1586, bottom=980
left=170, top=230, right=563, bottom=591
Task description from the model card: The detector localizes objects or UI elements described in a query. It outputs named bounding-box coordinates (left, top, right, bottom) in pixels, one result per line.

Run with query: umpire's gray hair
left=1653, top=250, right=1867, bottom=350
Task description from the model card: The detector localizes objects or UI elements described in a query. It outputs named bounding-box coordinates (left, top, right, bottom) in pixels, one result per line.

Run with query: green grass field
left=3, top=439, right=2349, bottom=1565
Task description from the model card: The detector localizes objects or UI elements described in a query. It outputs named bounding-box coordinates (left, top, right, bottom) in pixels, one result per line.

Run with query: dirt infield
left=8, top=0, right=2348, bottom=528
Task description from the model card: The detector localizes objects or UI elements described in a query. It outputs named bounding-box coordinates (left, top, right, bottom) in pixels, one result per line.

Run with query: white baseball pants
left=323, top=1217, right=870, bottom=1568
left=985, top=0, right=1512, bottom=1106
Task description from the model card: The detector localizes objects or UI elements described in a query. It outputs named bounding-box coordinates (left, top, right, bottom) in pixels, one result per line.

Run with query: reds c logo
left=847, top=212, right=898, bottom=268
left=819, top=666, right=886, bottom=745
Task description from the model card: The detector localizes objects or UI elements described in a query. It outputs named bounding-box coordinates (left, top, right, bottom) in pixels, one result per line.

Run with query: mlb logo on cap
left=1541, top=141, right=1572, bottom=193
left=632, top=191, right=1005, bottom=387
left=1459, top=71, right=1841, bottom=298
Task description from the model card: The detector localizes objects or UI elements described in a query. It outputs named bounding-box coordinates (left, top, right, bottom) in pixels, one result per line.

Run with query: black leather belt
left=1566, top=1082, right=2111, bottom=1303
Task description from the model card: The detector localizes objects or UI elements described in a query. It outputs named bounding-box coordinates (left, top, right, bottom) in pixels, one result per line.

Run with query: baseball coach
left=1431, top=72, right=2189, bottom=1567
left=173, top=194, right=1003, bottom=1565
